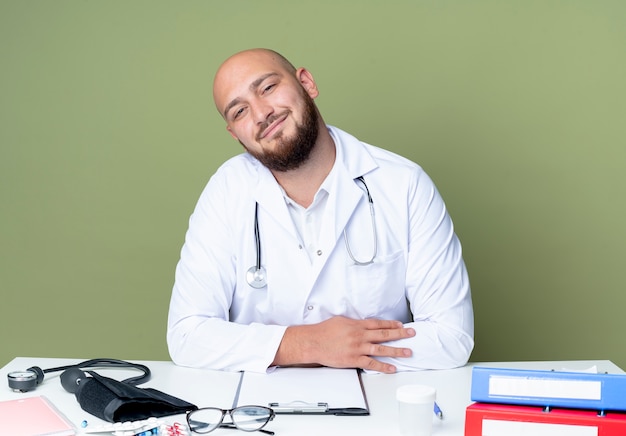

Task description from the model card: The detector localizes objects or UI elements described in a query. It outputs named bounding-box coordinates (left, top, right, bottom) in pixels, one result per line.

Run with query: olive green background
left=1, top=1, right=625, bottom=369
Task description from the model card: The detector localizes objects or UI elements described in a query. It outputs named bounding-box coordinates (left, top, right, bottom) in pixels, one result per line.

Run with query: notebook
left=0, top=395, right=75, bottom=436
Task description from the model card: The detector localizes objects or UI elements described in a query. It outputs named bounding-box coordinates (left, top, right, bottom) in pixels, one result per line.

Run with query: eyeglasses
left=186, top=405, right=276, bottom=435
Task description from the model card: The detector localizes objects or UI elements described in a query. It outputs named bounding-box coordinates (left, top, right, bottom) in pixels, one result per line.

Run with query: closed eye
left=232, top=106, right=247, bottom=120
left=262, top=83, right=276, bottom=94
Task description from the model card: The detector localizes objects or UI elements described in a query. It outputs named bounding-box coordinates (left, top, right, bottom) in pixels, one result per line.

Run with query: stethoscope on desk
left=246, top=176, right=378, bottom=288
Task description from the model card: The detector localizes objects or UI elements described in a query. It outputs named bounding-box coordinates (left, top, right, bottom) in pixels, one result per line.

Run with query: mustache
left=256, top=110, right=291, bottom=141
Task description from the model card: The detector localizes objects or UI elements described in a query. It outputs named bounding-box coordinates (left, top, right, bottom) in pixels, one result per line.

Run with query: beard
left=241, top=91, right=320, bottom=172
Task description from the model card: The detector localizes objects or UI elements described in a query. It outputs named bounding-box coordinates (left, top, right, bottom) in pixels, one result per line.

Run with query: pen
left=434, top=402, right=443, bottom=419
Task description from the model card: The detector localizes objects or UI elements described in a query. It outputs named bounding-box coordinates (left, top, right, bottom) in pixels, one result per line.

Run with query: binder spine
left=464, top=403, right=626, bottom=436
left=471, top=367, right=626, bottom=411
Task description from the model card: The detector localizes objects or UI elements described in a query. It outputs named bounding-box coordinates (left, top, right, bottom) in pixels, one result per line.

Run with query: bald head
left=213, top=49, right=298, bottom=118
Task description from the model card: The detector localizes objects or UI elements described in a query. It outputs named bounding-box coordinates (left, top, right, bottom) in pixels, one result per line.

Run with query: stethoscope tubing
left=343, top=176, right=377, bottom=266
left=253, top=202, right=262, bottom=270
left=246, top=176, right=377, bottom=287
left=247, top=202, right=268, bottom=288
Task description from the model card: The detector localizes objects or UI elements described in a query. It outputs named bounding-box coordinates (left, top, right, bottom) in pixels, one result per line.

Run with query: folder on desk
left=471, top=366, right=626, bottom=411
left=465, top=402, right=626, bottom=436
left=236, top=367, right=369, bottom=415
left=0, top=395, right=76, bottom=436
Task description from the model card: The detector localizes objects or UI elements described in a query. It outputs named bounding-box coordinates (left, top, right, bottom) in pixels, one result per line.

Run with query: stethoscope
left=246, top=176, right=378, bottom=289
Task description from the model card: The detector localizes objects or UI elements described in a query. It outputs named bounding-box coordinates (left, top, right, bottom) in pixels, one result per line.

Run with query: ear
left=296, top=67, right=319, bottom=99
left=226, top=125, right=238, bottom=140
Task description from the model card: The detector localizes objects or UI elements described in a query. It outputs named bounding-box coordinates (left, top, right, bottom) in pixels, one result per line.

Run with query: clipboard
left=235, top=367, right=370, bottom=415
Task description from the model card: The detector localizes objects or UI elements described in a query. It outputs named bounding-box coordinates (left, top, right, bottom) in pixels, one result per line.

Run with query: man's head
left=212, top=49, right=322, bottom=172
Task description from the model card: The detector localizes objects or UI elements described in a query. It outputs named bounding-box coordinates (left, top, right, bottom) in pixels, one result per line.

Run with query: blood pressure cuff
left=75, top=371, right=198, bottom=422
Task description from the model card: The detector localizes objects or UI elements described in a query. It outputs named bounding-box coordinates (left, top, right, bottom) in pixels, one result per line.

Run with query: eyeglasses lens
left=232, top=406, right=272, bottom=431
left=188, top=408, right=223, bottom=434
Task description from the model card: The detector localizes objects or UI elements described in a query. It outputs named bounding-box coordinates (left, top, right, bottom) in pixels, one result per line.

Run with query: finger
left=362, top=318, right=404, bottom=330
left=364, top=326, right=416, bottom=343
left=359, top=356, right=397, bottom=374
left=367, top=343, right=413, bottom=358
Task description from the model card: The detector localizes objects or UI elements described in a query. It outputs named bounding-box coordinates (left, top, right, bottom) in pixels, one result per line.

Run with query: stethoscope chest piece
left=246, top=265, right=267, bottom=288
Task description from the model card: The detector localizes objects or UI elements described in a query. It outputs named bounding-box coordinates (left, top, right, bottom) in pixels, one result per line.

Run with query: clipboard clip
left=268, top=401, right=329, bottom=413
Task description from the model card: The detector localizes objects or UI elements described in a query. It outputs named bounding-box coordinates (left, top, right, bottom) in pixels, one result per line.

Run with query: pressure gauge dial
left=7, top=370, right=39, bottom=392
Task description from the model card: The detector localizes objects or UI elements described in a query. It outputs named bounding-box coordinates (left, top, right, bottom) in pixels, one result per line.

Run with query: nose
left=251, top=99, right=274, bottom=125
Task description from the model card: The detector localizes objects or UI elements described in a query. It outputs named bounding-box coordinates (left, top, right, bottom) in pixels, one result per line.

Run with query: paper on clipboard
left=236, top=367, right=369, bottom=415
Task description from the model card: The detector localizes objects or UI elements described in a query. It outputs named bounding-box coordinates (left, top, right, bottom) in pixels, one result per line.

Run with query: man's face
left=213, top=51, right=320, bottom=172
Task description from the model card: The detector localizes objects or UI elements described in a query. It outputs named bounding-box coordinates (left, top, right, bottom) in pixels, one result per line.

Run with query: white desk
left=1, top=357, right=622, bottom=436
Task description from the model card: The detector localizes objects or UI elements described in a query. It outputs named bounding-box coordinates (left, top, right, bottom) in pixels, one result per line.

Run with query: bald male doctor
left=167, top=49, right=474, bottom=374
